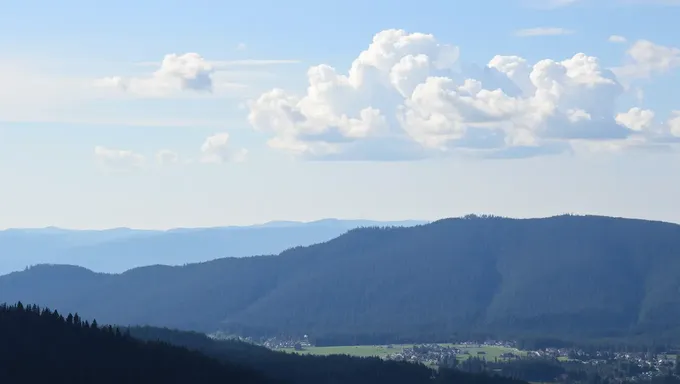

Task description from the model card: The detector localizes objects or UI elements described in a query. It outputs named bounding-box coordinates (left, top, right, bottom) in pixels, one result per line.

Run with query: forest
left=3, top=215, right=680, bottom=344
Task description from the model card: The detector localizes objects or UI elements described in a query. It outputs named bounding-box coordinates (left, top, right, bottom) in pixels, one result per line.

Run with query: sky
left=0, top=0, right=679, bottom=229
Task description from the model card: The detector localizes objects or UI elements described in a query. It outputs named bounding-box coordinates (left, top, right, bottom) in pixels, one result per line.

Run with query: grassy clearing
left=455, top=345, right=526, bottom=361
left=277, top=344, right=526, bottom=361
left=279, top=345, right=405, bottom=358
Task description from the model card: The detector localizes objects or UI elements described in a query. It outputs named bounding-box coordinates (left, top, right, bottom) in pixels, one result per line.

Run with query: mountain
left=0, top=303, right=274, bottom=384
left=0, top=219, right=427, bottom=275
left=3, top=215, right=680, bottom=343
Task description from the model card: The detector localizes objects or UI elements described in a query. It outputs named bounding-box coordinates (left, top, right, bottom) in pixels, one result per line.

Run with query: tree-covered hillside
left=0, top=303, right=273, bottom=384
left=3, top=215, right=680, bottom=343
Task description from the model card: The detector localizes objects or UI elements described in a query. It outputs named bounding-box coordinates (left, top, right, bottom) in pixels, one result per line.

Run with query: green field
left=277, top=344, right=526, bottom=361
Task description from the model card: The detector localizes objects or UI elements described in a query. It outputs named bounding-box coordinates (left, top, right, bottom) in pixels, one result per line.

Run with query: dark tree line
left=0, top=302, right=275, bottom=384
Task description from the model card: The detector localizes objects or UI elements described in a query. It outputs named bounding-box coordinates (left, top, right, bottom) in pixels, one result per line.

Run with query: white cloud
left=613, top=40, right=680, bottom=81
left=200, top=133, right=248, bottom=163
left=615, top=107, right=655, bottom=131
left=97, top=55, right=302, bottom=98
left=669, top=112, right=680, bottom=137
left=94, top=146, right=145, bottom=171
left=515, top=28, right=575, bottom=37
left=608, top=35, right=628, bottom=43
left=156, top=149, right=180, bottom=166
left=611, top=108, right=680, bottom=143
left=247, top=29, right=644, bottom=161
left=96, top=53, right=215, bottom=97
left=236, top=43, right=247, bottom=51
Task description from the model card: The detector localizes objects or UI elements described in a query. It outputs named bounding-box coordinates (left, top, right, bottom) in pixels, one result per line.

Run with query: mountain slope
left=3, top=215, right=680, bottom=342
left=0, top=303, right=274, bottom=384
left=0, top=219, right=426, bottom=274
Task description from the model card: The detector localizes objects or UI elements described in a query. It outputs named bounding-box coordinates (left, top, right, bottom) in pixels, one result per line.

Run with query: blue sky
left=0, top=0, right=679, bottom=229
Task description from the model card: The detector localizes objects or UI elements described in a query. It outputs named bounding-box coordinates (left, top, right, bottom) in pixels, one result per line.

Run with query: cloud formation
left=94, top=146, right=145, bottom=171
left=96, top=55, right=301, bottom=98
left=668, top=112, right=680, bottom=137
left=615, top=107, right=655, bottom=132
left=613, top=40, right=680, bottom=81
left=247, top=29, right=680, bottom=161
left=200, top=133, right=248, bottom=163
left=515, top=27, right=575, bottom=37
left=608, top=35, right=628, bottom=43
left=96, top=53, right=215, bottom=97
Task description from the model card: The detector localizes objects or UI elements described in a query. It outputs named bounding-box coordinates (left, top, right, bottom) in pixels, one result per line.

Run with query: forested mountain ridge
left=3, top=215, right=680, bottom=343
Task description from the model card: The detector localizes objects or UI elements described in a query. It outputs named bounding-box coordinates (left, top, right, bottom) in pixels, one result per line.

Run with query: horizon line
left=1, top=213, right=677, bottom=232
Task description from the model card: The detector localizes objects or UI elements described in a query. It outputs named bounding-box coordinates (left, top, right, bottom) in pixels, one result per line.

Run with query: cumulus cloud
left=611, top=108, right=680, bottom=147
left=615, top=107, right=655, bottom=132
left=156, top=149, right=180, bottom=166
left=94, top=146, right=145, bottom=171
left=95, top=54, right=302, bottom=98
left=247, top=29, right=662, bottom=160
left=669, top=112, right=680, bottom=137
left=608, top=35, right=628, bottom=43
left=515, top=28, right=575, bottom=37
left=200, top=133, right=248, bottom=163
left=613, top=40, right=680, bottom=81
left=95, top=53, right=215, bottom=96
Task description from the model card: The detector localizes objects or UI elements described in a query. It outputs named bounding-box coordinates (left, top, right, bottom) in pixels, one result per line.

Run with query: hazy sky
left=1, top=0, right=679, bottom=229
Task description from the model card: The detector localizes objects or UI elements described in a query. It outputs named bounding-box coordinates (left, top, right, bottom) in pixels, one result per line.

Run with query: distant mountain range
left=0, top=219, right=427, bottom=275
left=3, top=214, right=680, bottom=344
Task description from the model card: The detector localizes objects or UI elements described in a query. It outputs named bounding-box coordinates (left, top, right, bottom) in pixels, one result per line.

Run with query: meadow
left=278, top=344, right=527, bottom=361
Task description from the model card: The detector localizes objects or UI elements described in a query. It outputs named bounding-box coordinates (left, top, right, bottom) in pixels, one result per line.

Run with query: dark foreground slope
left=0, top=303, right=527, bottom=384
left=0, top=303, right=272, bottom=384
left=3, top=215, right=680, bottom=342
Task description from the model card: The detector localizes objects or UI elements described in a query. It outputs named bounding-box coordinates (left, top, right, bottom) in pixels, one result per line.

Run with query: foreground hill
left=0, top=219, right=425, bottom=275
left=3, top=215, right=680, bottom=342
left=0, top=303, right=273, bottom=384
